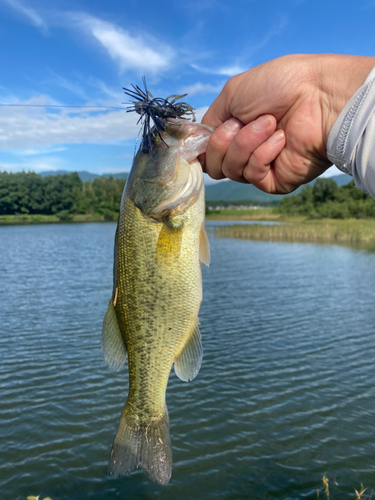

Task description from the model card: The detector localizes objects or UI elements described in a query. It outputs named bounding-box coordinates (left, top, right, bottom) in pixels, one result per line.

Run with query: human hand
left=201, top=54, right=375, bottom=193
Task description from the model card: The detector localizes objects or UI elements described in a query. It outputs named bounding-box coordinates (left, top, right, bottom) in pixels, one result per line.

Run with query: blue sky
left=0, top=0, right=374, bottom=177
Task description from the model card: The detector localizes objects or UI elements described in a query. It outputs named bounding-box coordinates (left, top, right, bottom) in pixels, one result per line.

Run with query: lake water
left=1, top=221, right=375, bottom=499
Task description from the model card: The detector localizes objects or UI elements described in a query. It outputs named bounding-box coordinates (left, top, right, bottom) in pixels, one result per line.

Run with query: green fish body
left=102, top=119, right=212, bottom=485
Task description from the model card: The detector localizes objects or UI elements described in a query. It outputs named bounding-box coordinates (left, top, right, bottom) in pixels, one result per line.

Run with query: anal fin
left=174, top=322, right=203, bottom=382
left=101, top=299, right=127, bottom=371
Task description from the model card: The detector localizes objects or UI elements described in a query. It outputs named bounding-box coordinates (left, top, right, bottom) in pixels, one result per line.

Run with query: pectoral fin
left=101, top=299, right=127, bottom=371
left=174, top=322, right=203, bottom=382
left=199, top=223, right=210, bottom=267
left=156, top=222, right=183, bottom=265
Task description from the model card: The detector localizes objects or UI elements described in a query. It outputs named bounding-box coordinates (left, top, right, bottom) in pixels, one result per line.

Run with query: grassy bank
left=214, top=219, right=375, bottom=248
left=0, top=213, right=117, bottom=225
left=206, top=207, right=291, bottom=221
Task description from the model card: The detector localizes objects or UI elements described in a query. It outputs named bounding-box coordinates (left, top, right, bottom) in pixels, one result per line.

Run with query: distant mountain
left=102, top=172, right=128, bottom=181
left=205, top=181, right=283, bottom=203
left=329, top=173, right=352, bottom=186
left=205, top=173, right=352, bottom=203
left=39, top=170, right=128, bottom=182
left=36, top=169, right=351, bottom=202
left=39, top=169, right=84, bottom=178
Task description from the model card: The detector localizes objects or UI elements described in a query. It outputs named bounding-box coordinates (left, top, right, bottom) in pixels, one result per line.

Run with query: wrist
left=317, top=55, right=375, bottom=148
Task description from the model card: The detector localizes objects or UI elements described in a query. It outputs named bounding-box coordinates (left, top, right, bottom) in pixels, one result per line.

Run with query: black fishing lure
left=124, top=77, right=196, bottom=153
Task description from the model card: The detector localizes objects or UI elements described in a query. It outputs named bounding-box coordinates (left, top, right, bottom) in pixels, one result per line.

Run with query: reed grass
left=206, top=207, right=286, bottom=221
left=317, top=475, right=372, bottom=499
left=214, top=219, right=375, bottom=249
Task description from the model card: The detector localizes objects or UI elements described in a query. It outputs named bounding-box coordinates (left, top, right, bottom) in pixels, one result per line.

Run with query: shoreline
left=0, top=213, right=116, bottom=225
left=0, top=208, right=292, bottom=226
left=2, top=211, right=375, bottom=250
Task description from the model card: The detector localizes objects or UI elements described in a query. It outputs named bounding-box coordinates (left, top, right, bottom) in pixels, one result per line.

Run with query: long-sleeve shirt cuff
left=327, top=66, right=375, bottom=198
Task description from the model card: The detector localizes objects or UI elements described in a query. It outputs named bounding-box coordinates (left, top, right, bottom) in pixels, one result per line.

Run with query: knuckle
left=242, top=170, right=253, bottom=184
left=243, top=160, right=263, bottom=184
left=225, top=74, right=240, bottom=91
left=222, top=161, right=236, bottom=178
left=250, top=146, right=265, bottom=166
left=222, top=77, right=235, bottom=96
left=242, top=164, right=255, bottom=184
left=222, top=74, right=241, bottom=102
left=222, top=164, right=242, bottom=183
left=207, top=169, right=226, bottom=181
left=242, top=151, right=264, bottom=183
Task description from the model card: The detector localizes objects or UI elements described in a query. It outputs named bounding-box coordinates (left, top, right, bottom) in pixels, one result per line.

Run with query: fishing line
left=0, top=104, right=125, bottom=109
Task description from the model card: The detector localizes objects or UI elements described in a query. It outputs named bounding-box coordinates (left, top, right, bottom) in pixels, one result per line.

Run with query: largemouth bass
left=101, top=116, right=213, bottom=485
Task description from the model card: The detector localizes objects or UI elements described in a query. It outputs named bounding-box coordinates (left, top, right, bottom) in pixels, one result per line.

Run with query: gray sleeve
left=327, top=66, right=375, bottom=199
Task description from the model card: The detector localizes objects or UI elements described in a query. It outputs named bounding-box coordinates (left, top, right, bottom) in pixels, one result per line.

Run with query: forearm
left=326, top=65, right=375, bottom=199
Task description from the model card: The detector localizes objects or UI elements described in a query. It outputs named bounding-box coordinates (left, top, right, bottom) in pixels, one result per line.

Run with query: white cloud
left=70, top=14, right=175, bottom=73
left=194, top=106, right=209, bottom=123
left=179, top=82, right=223, bottom=96
left=191, top=63, right=247, bottom=77
left=0, top=157, right=63, bottom=173
left=0, top=96, right=139, bottom=150
left=0, top=5, right=174, bottom=73
left=31, top=160, right=61, bottom=171
left=1, top=0, right=47, bottom=30
left=1, top=93, right=60, bottom=107
left=213, top=65, right=247, bottom=76
left=12, top=146, right=66, bottom=156
left=0, top=98, right=209, bottom=153
left=98, top=166, right=130, bottom=174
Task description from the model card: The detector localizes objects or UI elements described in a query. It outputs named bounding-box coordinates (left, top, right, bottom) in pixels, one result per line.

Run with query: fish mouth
left=154, top=119, right=214, bottom=214
left=164, top=119, right=214, bottom=162
left=129, top=118, right=212, bottom=219
left=146, top=121, right=212, bottom=217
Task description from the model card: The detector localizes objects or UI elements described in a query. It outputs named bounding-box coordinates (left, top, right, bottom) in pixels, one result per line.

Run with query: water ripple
left=2, top=224, right=375, bottom=499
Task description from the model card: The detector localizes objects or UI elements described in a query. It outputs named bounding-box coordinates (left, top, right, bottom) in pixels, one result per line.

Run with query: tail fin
left=108, top=401, right=172, bottom=485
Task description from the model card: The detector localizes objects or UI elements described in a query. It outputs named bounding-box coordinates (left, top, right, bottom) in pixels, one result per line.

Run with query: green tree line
left=278, top=177, right=375, bottom=218
left=0, top=171, right=126, bottom=220
left=2, top=172, right=374, bottom=221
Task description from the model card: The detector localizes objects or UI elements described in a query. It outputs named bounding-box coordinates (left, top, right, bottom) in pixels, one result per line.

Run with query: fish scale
left=118, top=195, right=203, bottom=413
